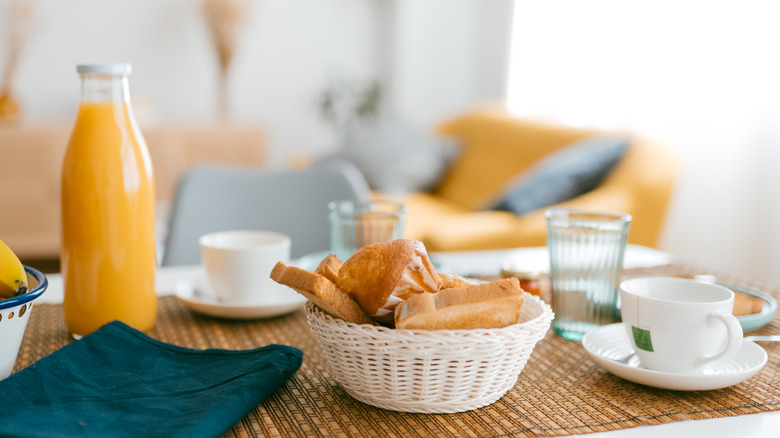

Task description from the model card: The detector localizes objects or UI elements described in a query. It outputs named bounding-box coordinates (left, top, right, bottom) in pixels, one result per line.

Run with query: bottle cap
left=77, top=63, right=132, bottom=76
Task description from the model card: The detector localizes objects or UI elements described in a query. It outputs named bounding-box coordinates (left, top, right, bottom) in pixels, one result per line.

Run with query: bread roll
left=395, top=277, right=525, bottom=330
left=270, top=261, right=373, bottom=325
left=337, top=239, right=442, bottom=324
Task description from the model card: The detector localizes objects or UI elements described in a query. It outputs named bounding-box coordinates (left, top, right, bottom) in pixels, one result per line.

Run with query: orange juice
left=61, top=64, right=157, bottom=337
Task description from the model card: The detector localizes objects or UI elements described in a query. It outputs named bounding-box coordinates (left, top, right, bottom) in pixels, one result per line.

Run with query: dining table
left=19, top=245, right=780, bottom=437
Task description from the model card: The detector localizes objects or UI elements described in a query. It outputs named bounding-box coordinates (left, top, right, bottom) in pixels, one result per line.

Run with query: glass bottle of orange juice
left=61, top=64, right=157, bottom=338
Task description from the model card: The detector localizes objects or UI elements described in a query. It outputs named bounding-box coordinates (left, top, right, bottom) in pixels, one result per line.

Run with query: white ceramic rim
left=621, top=276, right=734, bottom=305
left=198, top=230, right=291, bottom=251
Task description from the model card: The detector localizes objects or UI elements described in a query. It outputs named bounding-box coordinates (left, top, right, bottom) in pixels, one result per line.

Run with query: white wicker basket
left=304, top=293, right=554, bottom=413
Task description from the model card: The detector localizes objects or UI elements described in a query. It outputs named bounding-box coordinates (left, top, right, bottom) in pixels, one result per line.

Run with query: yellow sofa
left=396, top=107, right=679, bottom=251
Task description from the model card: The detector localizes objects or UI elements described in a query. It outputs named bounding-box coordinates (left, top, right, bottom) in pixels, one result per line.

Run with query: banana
left=0, top=238, right=27, bottom=299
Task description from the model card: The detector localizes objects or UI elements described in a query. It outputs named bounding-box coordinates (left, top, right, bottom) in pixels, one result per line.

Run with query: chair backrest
left=161, top=160, right=371, bottom=266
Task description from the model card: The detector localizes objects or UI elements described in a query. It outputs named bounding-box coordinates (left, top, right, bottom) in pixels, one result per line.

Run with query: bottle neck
left=80, top=74, right=130, bottom=104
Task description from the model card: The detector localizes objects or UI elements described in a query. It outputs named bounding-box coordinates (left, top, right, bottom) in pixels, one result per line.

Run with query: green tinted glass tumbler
left=546, top=208, right=631, bottom=341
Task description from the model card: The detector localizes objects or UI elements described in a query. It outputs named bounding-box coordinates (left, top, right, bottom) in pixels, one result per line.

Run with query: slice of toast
left=270, top=261, right=373, bottom=325
left=314, top=253, right=342, bottom=285
left=395, top=277, right=525, bottom=330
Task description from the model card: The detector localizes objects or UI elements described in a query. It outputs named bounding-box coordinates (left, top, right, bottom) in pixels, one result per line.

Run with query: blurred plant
left=0, top=0, right=36, bottom=124
left=317, top=79, right=382, bottom=138
left=202, top=0, right=251, bottom=121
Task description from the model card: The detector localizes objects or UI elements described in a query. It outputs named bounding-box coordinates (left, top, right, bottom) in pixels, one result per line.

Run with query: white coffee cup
left=199, top=230, right=292, bottom=305
left=620, top=276, right=743, bottom=374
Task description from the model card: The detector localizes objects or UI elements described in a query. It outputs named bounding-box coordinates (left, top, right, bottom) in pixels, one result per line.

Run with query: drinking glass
left=546, top=208, right=631, bottom=341
left=328, top=200, right=406, bottom=262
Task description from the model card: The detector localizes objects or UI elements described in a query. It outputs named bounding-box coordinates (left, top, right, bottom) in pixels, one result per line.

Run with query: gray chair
left=161, top=160, right=371, bottom=266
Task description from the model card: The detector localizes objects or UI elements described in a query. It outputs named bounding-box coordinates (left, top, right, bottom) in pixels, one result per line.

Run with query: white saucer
left=582, top=323, right=768, bottom=391
left=173, top=274, right=307, bottom=320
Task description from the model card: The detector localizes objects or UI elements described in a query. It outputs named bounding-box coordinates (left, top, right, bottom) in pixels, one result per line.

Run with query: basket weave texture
left=305, top=292, right=554, bottom=413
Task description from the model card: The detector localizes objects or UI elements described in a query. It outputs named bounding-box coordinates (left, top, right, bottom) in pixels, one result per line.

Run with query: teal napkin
left=0, top=321, right=302, bottom=438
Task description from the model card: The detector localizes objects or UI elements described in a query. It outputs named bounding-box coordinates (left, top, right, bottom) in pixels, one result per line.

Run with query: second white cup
left=620, top=276, right=743, bottom=374
left=199, top=230, right=292, bottom=305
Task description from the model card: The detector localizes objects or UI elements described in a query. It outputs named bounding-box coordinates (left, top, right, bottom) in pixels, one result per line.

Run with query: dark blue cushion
left=491, top=136, right=629, bottom=215
left=0, top=321, right=302, bottom=438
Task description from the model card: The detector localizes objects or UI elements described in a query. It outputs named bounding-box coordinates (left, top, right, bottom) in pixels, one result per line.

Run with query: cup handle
left=695, top=313, right=743, bottom=368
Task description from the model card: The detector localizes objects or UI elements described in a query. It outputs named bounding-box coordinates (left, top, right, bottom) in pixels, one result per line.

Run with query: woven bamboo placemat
left=13, top=264, right=780, bottom=437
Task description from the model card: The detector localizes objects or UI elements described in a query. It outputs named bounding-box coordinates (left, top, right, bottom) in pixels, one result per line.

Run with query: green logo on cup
left=631, top=326, right=654, bottom=352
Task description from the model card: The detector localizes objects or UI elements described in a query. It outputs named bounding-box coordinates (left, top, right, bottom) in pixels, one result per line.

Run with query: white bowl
left=0, top=266, right=48, bottom=380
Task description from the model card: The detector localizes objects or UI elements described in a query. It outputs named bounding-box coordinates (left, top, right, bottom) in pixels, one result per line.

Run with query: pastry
left=337, top=239, right=442, bottom=324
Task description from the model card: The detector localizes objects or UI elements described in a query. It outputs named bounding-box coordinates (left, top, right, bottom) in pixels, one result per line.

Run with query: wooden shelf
left=0, top=122, right=266, bottom=259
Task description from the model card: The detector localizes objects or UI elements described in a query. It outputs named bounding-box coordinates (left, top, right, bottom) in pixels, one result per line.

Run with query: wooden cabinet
left=0, top=123, right=266, bottom=260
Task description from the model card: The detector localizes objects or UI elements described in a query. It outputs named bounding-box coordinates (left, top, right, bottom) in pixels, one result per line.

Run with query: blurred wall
left=507, top=0, right=780, bottom=289
left=1, top=0, right=513, bottom=166
left=5, top=1, right=776, bottom=290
